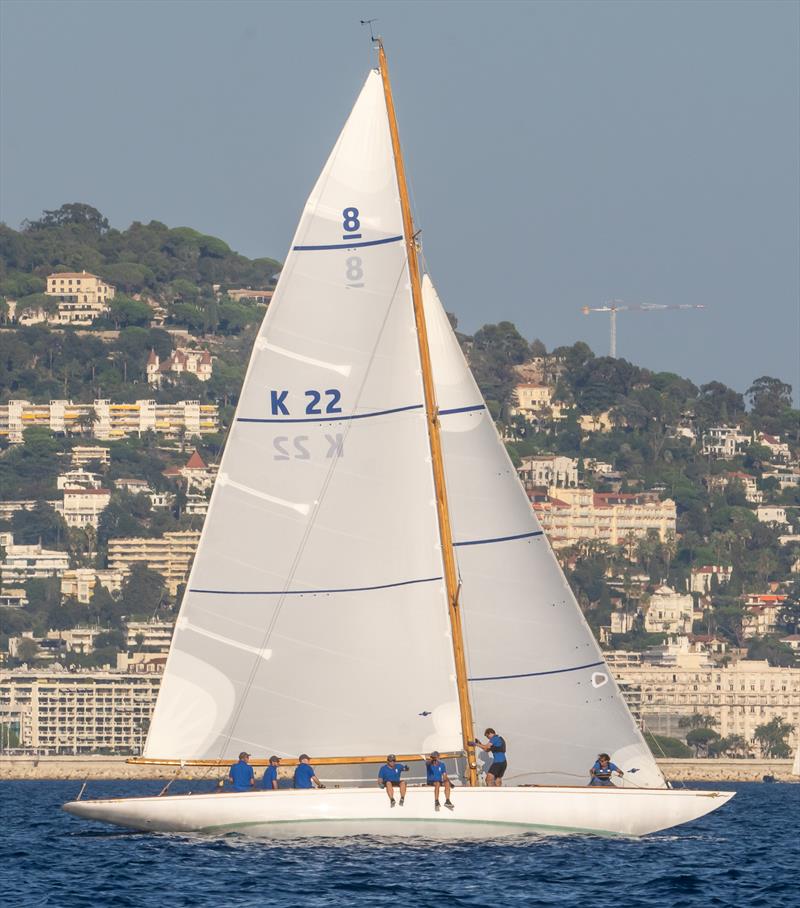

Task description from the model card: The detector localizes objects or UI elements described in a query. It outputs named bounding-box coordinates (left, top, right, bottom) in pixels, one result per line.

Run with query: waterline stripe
left=237, top=404, right=423, bottom=424
left=439, top=404, right=486, bottom=416
left=469, top=660, right=605, bottom=682
left=189, top=575, right=443, bottom=596
left=454, top=530, right=543, bottom=548
left=293, top=235, right=404, bottom=251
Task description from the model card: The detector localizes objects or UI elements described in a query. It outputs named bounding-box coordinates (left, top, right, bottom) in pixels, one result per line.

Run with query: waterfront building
left=46, top=270, right=116, bottom=325
left=54, top=487, right=111, bottom=529
left=606, top=652, right=800, bottom=748
left=0, top=668, right=160, bottom=755
left=107, top=530, right=201, bottom=594
left=517, top=455, right=578, bottom=490
left=1, top=543, right=70, bottom=586
left=0, top=399, right=219, bottom=443
left=533, top=487, right=677, bottom=549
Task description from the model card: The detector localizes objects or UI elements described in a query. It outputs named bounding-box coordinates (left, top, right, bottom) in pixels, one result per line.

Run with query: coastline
left=0, top=755, right=794, bottom=782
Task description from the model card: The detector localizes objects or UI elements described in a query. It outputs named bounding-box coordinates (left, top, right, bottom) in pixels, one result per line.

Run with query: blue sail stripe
left=237, top=404, right=424, bottom=424
left=439, top=404, right=486, bottom=416
left=189, top=575, right=443, bottom=596
left=469, top=661, right=606, bottom=682
left=453, top=530, right=544, bottom=548
left=293, top=235, right=404, bottom=251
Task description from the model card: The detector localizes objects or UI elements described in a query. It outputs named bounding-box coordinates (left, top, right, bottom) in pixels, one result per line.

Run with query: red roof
left=147, top=349, right=159, bottom=366
left=184, top=450, right=207, bottom=470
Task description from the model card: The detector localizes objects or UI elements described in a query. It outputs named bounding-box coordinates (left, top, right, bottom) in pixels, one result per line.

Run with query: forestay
left=145, top=72, right=461, bottom=762
left=423, top=276, right=666, bottom=788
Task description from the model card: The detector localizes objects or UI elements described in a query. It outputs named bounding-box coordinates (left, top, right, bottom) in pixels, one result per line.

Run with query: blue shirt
left=294, top=762, right=317, bottom=789
left=488, top=734, right=506, bottom=763
left=426, top=760, right=448, bottom=783
left=229, top=760, right=254, bottom=791
left=263, top=765, right=279, bottom=789
left=378, top=764, right=405, bottom=784
left=592, top=760, right=620, bottom=778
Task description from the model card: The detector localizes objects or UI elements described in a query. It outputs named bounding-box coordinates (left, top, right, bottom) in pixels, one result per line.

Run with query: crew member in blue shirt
left=227, top=751, right=255, bottom=792
left=377, top=754, right=409, bottom=807
left=263, top=755, right=281, bottom=790
left=473, top=727, right=507, bottom=786
left=293, top=754, right=325, bottom=789
left=589, top=753, right=624, bottom=787
left=425, top=751, right=454, bottom=811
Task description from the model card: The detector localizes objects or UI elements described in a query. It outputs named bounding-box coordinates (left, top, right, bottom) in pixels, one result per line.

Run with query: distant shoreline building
left=45, top=271, right=115, bottom=325
left=146, top=348, right=213, bottom=387
left=107, top=529, right=201, bottom=595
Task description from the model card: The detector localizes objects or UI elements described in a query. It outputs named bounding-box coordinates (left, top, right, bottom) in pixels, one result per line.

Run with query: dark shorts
left=426, top=780, right=447, bottom=786
left=487, top=761, right=507, bottom=779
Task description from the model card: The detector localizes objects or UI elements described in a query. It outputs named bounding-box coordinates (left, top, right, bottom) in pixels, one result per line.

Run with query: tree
left=678, top=713, right=718, bottom=730
left=120, top=563, right=166, bottom=617
left=753, top=717, right=795, bottom=758
left=778, top=583, right=800, bottom=634
left=24, top=203, right=109, bottom=234
left=11, top=501, right=67, bottom=547
left=16, top=637, right=40, bottom=663
left=686, top=727, right=720, bottom=756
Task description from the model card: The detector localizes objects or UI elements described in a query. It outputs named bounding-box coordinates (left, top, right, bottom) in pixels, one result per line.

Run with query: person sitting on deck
left=425, top=752, right=454, bottom=811
left=473, top=728, right=507, bottom=786
left=378, top=755, right=409, bottom=807
left=293, top=754, right=325, bottom=789
left=589, top=753, right=624, bottom=787
left=263, top=755, right=282, bottom=790
left=228, top=752, right=255, bottom=792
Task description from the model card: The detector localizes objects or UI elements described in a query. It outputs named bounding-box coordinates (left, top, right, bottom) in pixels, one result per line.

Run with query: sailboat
left=64, top=42, right=734, bottom=838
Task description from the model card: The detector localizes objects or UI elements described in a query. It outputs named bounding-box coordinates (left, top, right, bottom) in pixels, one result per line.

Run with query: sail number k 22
left=270, top=389, right=342, bottom=416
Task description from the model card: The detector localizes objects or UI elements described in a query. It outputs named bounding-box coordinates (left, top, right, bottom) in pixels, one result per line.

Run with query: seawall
left=0, top=755, right=795, bottom=782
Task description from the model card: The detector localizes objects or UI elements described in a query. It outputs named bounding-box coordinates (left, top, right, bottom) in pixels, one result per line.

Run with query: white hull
left=64, top=785, right=734, bottom=839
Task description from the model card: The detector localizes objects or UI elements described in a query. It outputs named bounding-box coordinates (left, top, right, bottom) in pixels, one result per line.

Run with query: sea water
left=1, top=780, right=797, bottom=908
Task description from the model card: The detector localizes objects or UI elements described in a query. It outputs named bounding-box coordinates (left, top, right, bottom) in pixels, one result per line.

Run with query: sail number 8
left=343, top=207, right=364, bottom=290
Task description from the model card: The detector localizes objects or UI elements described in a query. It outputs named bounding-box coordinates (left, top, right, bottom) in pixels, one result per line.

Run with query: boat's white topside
left=63, top=784, right=735, bottom=839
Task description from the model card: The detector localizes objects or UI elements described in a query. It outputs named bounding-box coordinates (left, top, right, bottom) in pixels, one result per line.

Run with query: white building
left=71, top=446, right=110, bottom=468
left=701, top=426, right=749, bottom=459
left=60, top=568, right=125, bottom=604
left=54, top=488, right=111, bottom=529
left=1, top=544, right=70, bottom=586
left=757, top=505, right=788, bottom=526
left=517, top=455, right=578, bottom=489
left=46, top=271, right=115, bottom=324
left=690, top=564, right=733, bottom=594
left=56, top=469, right=102, bottom=491
left=146, top=348, right=213, bottom=387
left=125, top=620, right=174, bottom=652
left=643, top=586, right=695, bottom=635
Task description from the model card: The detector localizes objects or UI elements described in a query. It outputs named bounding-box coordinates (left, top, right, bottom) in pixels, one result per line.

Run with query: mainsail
left=145, top=72, right=462, bottom=762
left=422, top=275, right=666, bottom=788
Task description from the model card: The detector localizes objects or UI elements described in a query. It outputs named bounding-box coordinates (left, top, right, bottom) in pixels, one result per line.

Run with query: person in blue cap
left=262, top=755, right=281, bottom=790
left=473, top=727, right=507, bottom=786
left=377, top=755, right=409, bottom=807
left=425, top=752, right=454, bottom=811
left=227, top=752, right=255, bottom=792
left=589, top=753, right=624, bottom=786
left=293, top=754, right=325, bottom=789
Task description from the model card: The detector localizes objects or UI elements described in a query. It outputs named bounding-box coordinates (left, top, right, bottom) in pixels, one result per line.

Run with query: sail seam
left=189, top=576, right=443, bottom=596
left=453, top=530, right=543, bottom=547
left=468, top=661, right=605, bottom=682
left=293, top=235, right=404, bottom=251
left=236, top=403, right=423, bottom=424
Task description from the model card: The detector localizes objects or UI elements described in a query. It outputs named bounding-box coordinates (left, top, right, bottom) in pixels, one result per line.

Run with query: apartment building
left=1, top=544, right=70, bottom=586
left=0, top=669, right=160, bottom=755
left=125, top=620, right=174, bottom=652
left=46, top=271, right=115, bottom=324
left=60, top=568, right=125, bottom=604
left=54, top=487, right=111, bottom=528
left=607, top=652, right=800, bottom=747
left=71, top=446, right=111, bottom=468
left=56, top=468, right=102, bottom=490
left=107, top=530, right=201, bottom=594
left=643, top=586, right=696, bottom=635
left=0, top=399, right=219, bottom=443
left=533, top=487, right=677, bottom=549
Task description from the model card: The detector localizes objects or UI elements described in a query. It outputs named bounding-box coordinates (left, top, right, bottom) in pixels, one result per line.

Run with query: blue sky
left=1, top=0, right=797, bottom=398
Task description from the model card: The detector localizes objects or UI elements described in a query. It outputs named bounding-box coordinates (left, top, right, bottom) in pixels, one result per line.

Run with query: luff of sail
left=422, top=275, right=666, bottom=789
left=144, top=72, right=462, bottom=762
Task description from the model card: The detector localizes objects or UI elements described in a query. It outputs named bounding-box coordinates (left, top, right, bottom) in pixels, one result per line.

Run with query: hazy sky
left=2, top=0, right=798, bottom=398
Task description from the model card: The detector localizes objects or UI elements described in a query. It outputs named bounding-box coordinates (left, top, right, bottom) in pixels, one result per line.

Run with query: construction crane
left=581, top=300, right=705, bottom=358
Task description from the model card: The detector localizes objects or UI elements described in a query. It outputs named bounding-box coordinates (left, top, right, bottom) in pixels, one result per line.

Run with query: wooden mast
left=377, top=41, right=478, bottom=786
